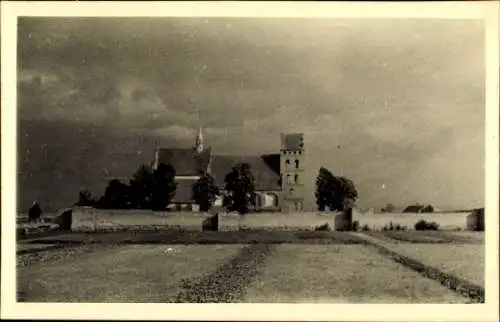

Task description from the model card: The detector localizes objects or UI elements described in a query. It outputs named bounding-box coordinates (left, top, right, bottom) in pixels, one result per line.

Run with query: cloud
left=17, top=17, right=486, bottom=210
left=153, top=125, right=196, bottom=140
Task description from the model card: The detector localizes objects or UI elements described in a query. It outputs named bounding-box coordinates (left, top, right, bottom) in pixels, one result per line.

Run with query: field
left=243, top=244, right=467, bottom=303
left=17, top=230, right=484, bottom=303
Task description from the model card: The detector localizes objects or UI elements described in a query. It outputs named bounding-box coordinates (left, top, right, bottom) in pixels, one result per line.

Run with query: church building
left=152, top=123, right=305, bottom=212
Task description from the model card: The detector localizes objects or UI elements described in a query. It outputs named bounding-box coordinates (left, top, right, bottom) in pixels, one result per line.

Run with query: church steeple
left=152, top=139, right=160, bottom=170
left=194, top=110, right=204, bottom=154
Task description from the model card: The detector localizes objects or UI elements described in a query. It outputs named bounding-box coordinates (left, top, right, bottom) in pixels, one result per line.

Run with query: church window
left=295, top=174, right=299, bottom=183
left=287, top=174, right=293, bottom=184
left=286, top=159, right=290, bottom=168
left=295, top=159, right=299, bottom=168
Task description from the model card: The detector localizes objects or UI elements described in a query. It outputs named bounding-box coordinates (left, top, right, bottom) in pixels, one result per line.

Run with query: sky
left=17, top=17, right=485, bottom=212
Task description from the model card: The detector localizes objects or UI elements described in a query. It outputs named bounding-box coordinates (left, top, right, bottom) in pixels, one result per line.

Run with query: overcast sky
left=17, top=17, right=485, bottom=211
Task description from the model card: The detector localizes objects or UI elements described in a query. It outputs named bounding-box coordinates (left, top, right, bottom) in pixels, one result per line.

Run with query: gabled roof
left=210, top=154, right=281, bottom=191
left=402, top=205, right=424, bottom=213
left=402, top=204, right=435, bottom=213
left=157, top=148, right=211, bottom=176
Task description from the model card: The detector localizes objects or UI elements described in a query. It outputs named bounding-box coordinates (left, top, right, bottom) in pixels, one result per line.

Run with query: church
left=152, top=124, right=306, bottom=212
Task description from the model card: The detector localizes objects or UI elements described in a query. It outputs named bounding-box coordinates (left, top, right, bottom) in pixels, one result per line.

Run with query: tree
left=336, top=176, right=358, bottom=210
left=151, top=163, right=177, bottom=211
left=223, top=163, right=256, bottom=214
left=75, top=189, right=95, bottom=207
left=98, top=179, right=130, bottom=209
left=192, top=172, right=219, bottom=212
left=315, top=167, right=358, bottom=211
left=28, top=202, right=42, bottom=222
left=315, top=167, right=334, bottom=211
left=129, top=164, right=154, bottom=209
left=422, top=204, right=434, bottom=213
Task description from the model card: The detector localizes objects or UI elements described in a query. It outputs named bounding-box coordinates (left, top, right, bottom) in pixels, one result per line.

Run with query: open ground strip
left=243, top=244, right=467, bottom=303
left=22, top=231, right=368, bottom=245
left=17, top=243, right=68, bottom=253
left=368, top=231, right=484, bottom=245
left=17, top=244, right=127, bottom=268
left=354, top=233, right=484, bottom=302
left=442, top=231, right=485, bottom=243
left=175, top=244, right=276, bottom=302
left=17, top=230, right=69, bottom=241
left=17, top=245, right=243, bottom=302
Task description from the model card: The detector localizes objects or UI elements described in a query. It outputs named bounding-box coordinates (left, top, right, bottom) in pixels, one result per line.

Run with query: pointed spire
left=153, top=139, right=160, bottom=171
left=194, top=109, right=204, bottom=153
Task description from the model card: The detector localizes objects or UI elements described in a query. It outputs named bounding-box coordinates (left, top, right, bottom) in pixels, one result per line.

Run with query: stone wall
left=217, top=211, right=340, bottom=231
left=71, top=207, right=212, bottom=232
left=69, top=207, right=476, bottom=232
left=352, top=211, right=473, bottom=230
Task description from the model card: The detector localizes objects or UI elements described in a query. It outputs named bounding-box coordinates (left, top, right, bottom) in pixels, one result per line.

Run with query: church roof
left=210, top=154, right=281, bottom=191
left=155, top=148, right=281, bottom=203
left=157, top=148, right=211, bottom=176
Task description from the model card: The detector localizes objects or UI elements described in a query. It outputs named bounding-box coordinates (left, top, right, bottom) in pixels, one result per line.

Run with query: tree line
left=75, top=162, right=258, bottom=214
left=76, top=163, right=358, bottom=213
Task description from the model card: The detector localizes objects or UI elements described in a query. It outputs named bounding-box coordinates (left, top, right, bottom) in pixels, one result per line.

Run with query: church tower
left=280, top=133, right=305, bottom=212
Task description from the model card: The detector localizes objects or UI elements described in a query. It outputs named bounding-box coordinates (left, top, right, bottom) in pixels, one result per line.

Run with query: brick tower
left=279, top=133, right=305, bottom=212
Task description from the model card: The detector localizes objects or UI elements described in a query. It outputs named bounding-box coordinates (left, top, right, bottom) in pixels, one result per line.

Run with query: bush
left=382, top=222, right=394, bottom=231
left=315, top=223, right=332, bottom=231
left=351, top=220, right=359, bottom=232
left=361, top=224, right=371, bottom=231
left=394, top=224, right=408, bottom=231
left=382, top=222, right=408, bottom=231
left=414, top=219, right=440, bottom=231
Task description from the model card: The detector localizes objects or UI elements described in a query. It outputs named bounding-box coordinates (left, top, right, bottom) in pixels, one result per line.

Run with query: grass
left=243, top=244, right=468, bottom=303
left=355, top=232, right=484, bottom=289
left=18, top=244, right=243, bottom=302
left=446, top=231, right=485, bottom=243
left=18, top=243, right=473, bottom=303
left=16, top=230, right=484, bottom=303
left=383, top=243, right=484, bottom=287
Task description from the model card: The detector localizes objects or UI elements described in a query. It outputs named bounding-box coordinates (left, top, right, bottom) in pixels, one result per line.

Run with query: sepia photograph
left=2, top=1, right=499, bottom=321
